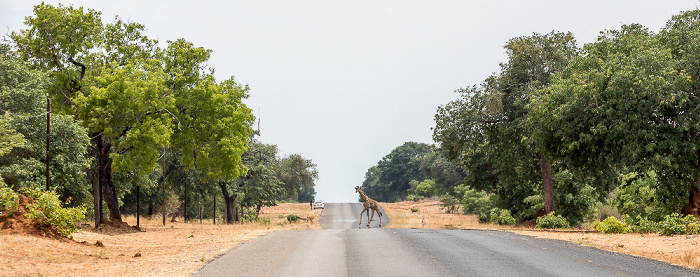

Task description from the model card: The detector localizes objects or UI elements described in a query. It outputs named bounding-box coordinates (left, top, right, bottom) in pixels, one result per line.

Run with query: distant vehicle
left=313, top=202, right=325, bottom=209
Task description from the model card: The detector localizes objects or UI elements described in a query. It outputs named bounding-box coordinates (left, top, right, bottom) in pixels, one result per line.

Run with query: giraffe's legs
left=369, top=209, right=376, bottom=227
left=366, top=208, right=371, bottom=228
left=359, top=208, right=366, bottom=226
left=377, top=209, right=382, bottom=227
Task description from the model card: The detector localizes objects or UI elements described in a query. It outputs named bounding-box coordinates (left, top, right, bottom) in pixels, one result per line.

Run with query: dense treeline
left=0, top=3, right=318, bottom=228
left=363, top=9, right=700, bottom=227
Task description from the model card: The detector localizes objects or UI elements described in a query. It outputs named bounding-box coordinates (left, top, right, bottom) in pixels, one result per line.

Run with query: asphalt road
left=192, top=203, right=700, bottom=277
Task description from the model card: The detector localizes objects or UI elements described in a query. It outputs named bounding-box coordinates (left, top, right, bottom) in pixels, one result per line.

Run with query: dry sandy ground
left=0, top=203, right=321, bottom=277
left=381, top=199, right=700, bottom=271
left=2, top=200, right=699, bottom=276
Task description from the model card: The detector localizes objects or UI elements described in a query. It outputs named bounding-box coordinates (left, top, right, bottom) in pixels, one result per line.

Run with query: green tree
left=0, top=44, right=90, bottom=205
left=278, top=154, right=318, bottom=203
left=11, top=4, right=253, bottom=226
left=528, top=23, right=696, bottom=215
left=434, top=32, right=579, bottom=219
left=236, top=140, right=284, bottom=219
left=361, top=142, right=432, bottom=202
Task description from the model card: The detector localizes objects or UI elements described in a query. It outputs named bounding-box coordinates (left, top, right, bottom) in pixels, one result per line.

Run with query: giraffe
left=355, top=186, right=382, bottom=228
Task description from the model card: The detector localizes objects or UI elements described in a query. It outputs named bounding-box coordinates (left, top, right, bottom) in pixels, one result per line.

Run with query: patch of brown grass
left=383, top=199, right=700, bottom=270
left=0, top=203, right=321, bottom=277
left=381, top=199, right=498, bottom=230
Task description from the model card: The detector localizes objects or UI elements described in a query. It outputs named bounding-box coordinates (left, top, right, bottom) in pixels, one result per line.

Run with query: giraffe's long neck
left=357, top=188, right=371, bottom=202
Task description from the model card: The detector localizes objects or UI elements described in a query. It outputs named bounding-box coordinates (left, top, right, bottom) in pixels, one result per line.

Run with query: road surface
left=193, top=203, right=700, bottom=277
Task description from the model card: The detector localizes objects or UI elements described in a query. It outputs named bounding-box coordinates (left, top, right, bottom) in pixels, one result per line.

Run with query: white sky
left=2, top=1, right=698, bottom=202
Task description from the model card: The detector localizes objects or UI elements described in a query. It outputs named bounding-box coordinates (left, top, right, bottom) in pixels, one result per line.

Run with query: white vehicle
left=313, top=201, right=325, bottom=209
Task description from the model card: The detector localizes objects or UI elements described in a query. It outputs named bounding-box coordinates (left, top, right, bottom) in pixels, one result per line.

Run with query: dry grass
left=0, top=203, right=321, bottom=277
left=382, top=200, right=488, bottom=229
left=382, top=199, right=700, bottom=270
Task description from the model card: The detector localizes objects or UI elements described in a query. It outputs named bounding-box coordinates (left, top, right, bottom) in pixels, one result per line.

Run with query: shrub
left=410, top=207, right=419, bottom=213
left=624, top=215, right=660, bottom=234
left=613, top=171, right=667, bottom=222
left=536, top=212, right=570, bottom=229
left=659, top=213, right=699, bottom=236
left=0, top=186, right=19, bottom=216
left=489, top=208, right=516, bottom=226
left=461, top=187, right=491, bottom=216
left=406, top=194, right=424, bottom=202
left=24, top=189, right=86, bottom=239
left=286, top=214, right=299, bottom=223
left=440, top=194, right=459, bottom=214
left=595, top=216, right=630, bottom=234
left=414, top=179, right=435, bottom=197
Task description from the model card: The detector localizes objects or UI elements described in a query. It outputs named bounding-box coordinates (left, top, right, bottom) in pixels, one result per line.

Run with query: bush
left=0, top=186, right=19, bottom=216
left=24, top=189, right=86, bottom=239
left=535, top=212, right=570, bottom=229
left=489, top=208, right=516, bottom=226
left=613, top=171, right=667, bottom=222
left=461, top=187, right=491, bottom=216
left=659, top=213, right=698, bottom=236
left=624, top=215, right=659, bottom=234
left=595, top=216, right=630, bottom=234
left=405, top=194, right=424, bottom=202
left=410, top=207, right=419, bottom=213
left=415, top=179, right=435, bottom=197
left=440, top=194, right=459, bottom=214
left=286, top=214, right=299, bottom=223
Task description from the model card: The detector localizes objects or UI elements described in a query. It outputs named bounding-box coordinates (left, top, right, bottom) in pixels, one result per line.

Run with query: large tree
left=528, top=22, right=697, bottom=215
left=361, top=142, right=432, bottom=202
left=11, top=4, right=253, bottom=226
left=434, top=32, right=579, bottom=217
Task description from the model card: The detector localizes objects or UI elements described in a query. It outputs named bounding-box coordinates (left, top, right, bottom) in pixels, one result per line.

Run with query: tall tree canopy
left=10, top=3, right=254, bottom=225
left=433, top=32, right=581, bottom=219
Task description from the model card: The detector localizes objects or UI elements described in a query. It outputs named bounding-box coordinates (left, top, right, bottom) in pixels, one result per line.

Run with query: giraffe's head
left=355, top=186, right=361, bottom=193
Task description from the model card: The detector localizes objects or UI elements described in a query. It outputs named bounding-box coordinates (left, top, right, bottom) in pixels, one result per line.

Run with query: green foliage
left=460, top=186, right=492, bottom=217
left=614, top=171, right=668, bottom=222
left=489, top=208, right=516, bottom=226
left=24, top=189, right=86, bottom=239
left=535, top=212, right=570, bottom=229
left=440, top=194, right=459, bottom=214
left=624, top=215, right=660, bottom=234
left=286, top=214, right=299, bottom=223
left=410, top=207, right=419, bottom=213
left=552, top=170, right=599, bottom=226
left=360, top=142, right=432, bottom=202
left=414, top=179, right=435, bottom=198
left=278, top=153, right=318, bottom=203
left=659, top=213, right=699, bottom=236
left=595, top=216, right=630, bottom=234
left=405, top=194, right=424, bottom=202
left=0, top=185, right=19, bottom=216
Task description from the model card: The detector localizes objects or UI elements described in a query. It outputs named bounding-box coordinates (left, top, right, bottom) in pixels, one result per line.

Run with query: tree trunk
left=199, top=193, right=203, bottom=224
left=540, top=153, right=554, bottom=214
left=96, top=134, right=124, bottom=224
left=219, top=182, right=237, bottom=224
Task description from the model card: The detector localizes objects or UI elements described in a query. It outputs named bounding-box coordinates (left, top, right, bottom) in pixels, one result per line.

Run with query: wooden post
left=136, top=185, right=140, bottom=228
left=162, top=148, right=166, bottom=226
left=213, top=195, right=216, bottom=225
left=45, top=94, right=50, bottom=191
left=184, top=174, right=187, bottom=223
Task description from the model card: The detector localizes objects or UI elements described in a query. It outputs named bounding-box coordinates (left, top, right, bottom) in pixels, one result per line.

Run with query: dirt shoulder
left=0, top=203, right=321, bottom=277
left=381, top=199, right=700, bottom=270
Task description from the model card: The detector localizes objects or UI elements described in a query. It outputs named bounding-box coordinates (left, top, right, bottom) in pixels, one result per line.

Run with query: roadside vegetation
left=0, top=3, right=319, bottom=240
left=361, top=9, right=700, bottom=235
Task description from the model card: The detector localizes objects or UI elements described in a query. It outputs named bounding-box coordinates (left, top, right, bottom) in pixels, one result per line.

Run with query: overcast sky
left=2, top=1, right=698, bottom=202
